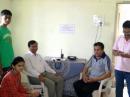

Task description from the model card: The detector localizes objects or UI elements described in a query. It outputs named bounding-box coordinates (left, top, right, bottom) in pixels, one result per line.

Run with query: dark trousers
left=115, top=70, right=130, bottom=97
left=73, top=79, right=100, bottom=97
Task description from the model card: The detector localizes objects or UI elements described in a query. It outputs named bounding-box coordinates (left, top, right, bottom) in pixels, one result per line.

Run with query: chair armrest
left=79, top=72, right=82, bottom=80
left=97, top=76, right=113, bottom=97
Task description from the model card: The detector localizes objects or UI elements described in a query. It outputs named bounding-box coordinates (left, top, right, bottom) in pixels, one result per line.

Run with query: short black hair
left=28, top=40, right=37, bottom=47
left=94, top=42, right=104, bottom=50
left=123, top=20, right=130, bottom=28
left=1, top=9, right=12, bottom=16
left=11, top=56, right=25, bottom=66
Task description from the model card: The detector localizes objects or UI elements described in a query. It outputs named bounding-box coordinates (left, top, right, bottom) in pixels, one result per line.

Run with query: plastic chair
left=92, top=77, right=113, bottom=97
left=21, top=71, right=48, bottom=97
left=79, top=72, right=113, bottom=97
left=27, top=75, right=49, bottom=97
left=30, top=82, right=48, bottom=97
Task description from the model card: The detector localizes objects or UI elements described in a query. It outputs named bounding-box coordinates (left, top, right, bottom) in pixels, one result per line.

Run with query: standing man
left=74, top=42, right=112, bottom=97
left=0, top=9, right=14, bottom=82
left=24, top=40, right=64, bottom=97
left=113, top=20, right=130, bottom=97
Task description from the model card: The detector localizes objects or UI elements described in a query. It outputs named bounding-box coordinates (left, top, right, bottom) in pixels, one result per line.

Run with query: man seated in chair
left=24, top=40, right=64, bottom=97
left=73, top=42, right=112, bottom=97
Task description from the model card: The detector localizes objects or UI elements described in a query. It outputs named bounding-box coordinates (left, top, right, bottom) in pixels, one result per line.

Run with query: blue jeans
left=115, top=70, right=130, bottom=97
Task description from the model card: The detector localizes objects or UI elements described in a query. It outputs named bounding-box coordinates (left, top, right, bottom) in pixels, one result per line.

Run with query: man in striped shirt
left=74, top=42, right=112, bottom=97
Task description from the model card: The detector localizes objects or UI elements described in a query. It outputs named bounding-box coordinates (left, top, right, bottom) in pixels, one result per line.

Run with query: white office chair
left=30, top=82, right=48, bottom=97
left=21, top=71, right=48, bottom=97
left=92, top=77, right=113, bottom=97
left=80, top=72, right=113, bottom=97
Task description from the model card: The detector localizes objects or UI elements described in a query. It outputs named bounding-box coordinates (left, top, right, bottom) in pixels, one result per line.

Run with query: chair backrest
left=98, top=76, right=113, bottom=97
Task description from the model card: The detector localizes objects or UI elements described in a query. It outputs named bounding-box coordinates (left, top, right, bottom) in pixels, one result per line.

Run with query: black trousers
left=73, top=79, right=100, bottom=97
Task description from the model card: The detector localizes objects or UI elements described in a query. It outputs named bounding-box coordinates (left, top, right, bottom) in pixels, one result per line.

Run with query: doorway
left=115, top=3, right=130, bottom=39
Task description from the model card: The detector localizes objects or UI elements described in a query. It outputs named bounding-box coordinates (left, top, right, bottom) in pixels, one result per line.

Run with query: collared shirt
left=24, top=51, right=56, bottom=78
left=86, top=53, right=111, bottom=78
left=0, top=70, right=28, bottom=97
left=113, top=35, right=130, bottom=72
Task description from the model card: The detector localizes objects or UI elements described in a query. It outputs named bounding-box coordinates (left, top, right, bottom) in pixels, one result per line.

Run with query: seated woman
left=0, top=56, right=39, bottom=97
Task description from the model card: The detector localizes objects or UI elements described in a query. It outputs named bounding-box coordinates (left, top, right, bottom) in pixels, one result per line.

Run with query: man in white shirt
left=24, top=40, right=64, bottom=97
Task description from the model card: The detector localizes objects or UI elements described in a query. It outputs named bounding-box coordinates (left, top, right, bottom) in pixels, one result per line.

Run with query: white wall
left=116, top=4, right=130, bottom=37
left=0, top=0, right=11, bottom=9
left=0, top=0, right=11, bottom=26
left=10, top=0, right=126, bottom=59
